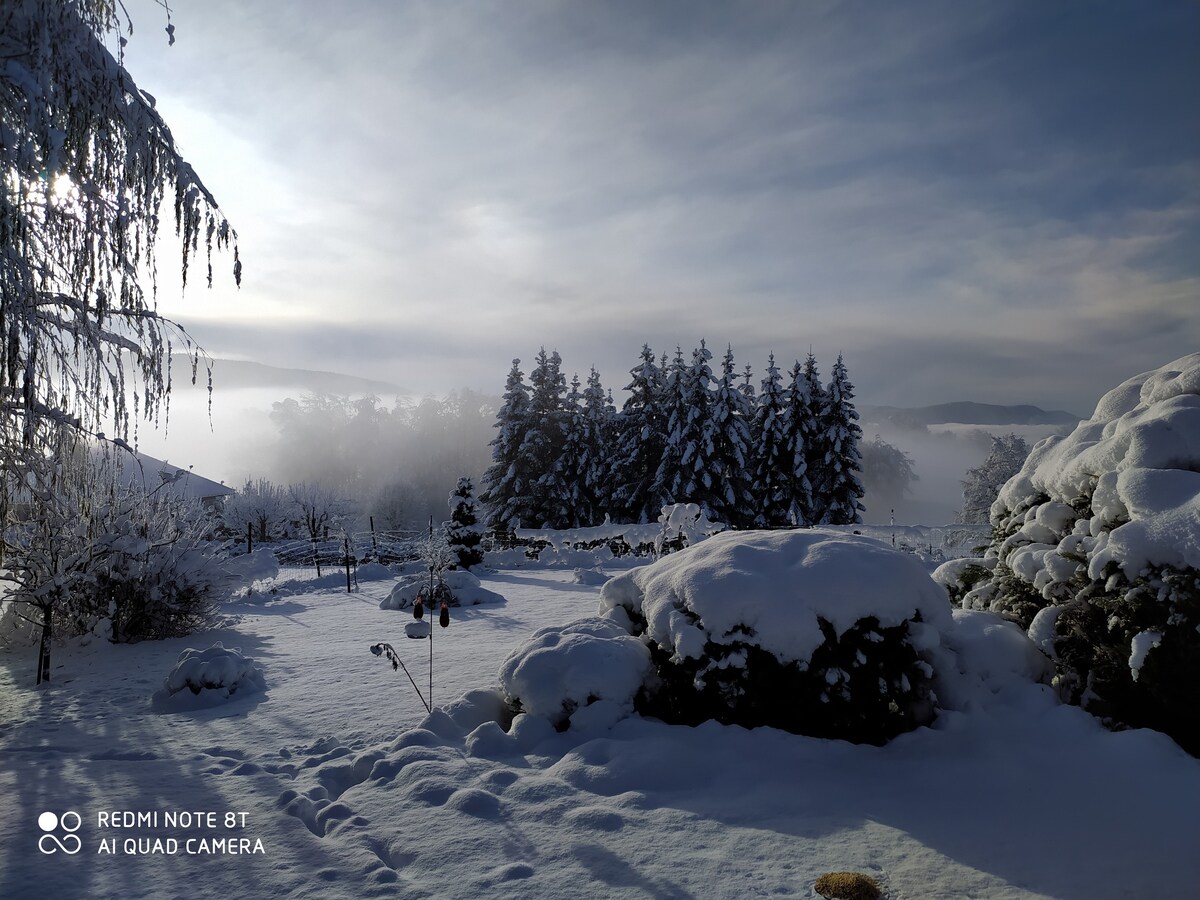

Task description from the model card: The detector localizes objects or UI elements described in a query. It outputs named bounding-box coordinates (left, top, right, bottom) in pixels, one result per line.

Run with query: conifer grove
left=480, top=343, right=864, bottom=531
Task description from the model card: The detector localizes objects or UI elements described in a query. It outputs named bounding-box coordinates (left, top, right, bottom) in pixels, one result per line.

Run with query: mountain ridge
left=859, top=401, right=1081, bottom=427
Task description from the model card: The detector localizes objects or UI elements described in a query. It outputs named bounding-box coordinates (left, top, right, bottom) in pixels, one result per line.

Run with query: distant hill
left=859, top=401, right=1081, bottom=428
left=170, top=356, right=402, bottom=396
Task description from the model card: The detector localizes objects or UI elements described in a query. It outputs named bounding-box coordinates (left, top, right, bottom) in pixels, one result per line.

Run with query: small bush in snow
left=497, top=618, right=651, bottom=731
left=936, top=354, right=1200, bottom=755
left=380, top=569, right=503, bottom=610
left=600, top=529, right=952, bottom=745
left=156, top=642, right=266, bottom=701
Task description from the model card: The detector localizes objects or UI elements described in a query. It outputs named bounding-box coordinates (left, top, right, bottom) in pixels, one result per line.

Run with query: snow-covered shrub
left=497, top=618, right=651, bottom=731
left=599, top=529, right=953, bottom=745
left=946, top=354, right=1200, bottom=754
left=931, top=556, right=996, bottom=606
left=446, top=477, right=484, bottom=569
left=154, top=642, right=266, bottom=706
left=380, top=569, right=504, bottom=610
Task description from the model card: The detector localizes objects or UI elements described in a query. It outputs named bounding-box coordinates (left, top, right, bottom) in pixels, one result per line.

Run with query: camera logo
left=38, top=811, right=82, bottom=855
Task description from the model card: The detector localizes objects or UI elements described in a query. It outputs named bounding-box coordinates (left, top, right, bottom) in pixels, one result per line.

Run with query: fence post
left=344, top=536, right=352, bottom=593
left=247, top=522, right=253, bottom=556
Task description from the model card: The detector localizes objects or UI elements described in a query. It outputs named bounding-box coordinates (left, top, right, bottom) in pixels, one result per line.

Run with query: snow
left=497, top=618, right=651, bottom=727
left=3, top=562, right=1198, bottom=899
left=600, top=529, right=952, bottom=667
left=994, top=353, right=1200, bottom=580
left=1128, top=630, right=1163, bottom=682
left=152, top=642, right=267, bottom=711
left=379, top=568, right=505, bottom=610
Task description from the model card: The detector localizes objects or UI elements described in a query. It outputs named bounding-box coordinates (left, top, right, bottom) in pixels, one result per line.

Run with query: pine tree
left=524, top=348, right=569, bottom=528
left=706, top=346, right=755, bottom=527
left=546, top=373, right=587, bottom=528
left=578, top=367, right=617, bottom=524
left=782, top=355, right=823, bottom=525
left=480, top=359, right=536, bottom=531
left=445, top=477, right=484, bottom=569
left=815, top=354, right=865, bottom=525
left=751, top=353, right=792, bottom=527
left=610, top=346, right=668, bottom=523
left=657, top=343, right=718, bottom=516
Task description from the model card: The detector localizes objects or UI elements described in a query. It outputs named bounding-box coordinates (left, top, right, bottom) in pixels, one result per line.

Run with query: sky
left=119, top=0, right=1198, bottom=417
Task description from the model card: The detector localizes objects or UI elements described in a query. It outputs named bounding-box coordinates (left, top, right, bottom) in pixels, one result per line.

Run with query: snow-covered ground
left=2, top=565, right=1197, bottom=899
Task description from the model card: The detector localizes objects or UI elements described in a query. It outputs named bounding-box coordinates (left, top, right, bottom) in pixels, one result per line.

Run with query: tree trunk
left=37, top=602, right=52, bottom=684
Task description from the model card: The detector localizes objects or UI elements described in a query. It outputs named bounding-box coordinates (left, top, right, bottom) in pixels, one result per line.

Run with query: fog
left=131, top=371, right=1073, bottom=531
left=857, top=420, right=1071, bottom=525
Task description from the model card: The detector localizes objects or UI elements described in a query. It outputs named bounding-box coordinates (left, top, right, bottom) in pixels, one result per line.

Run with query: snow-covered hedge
left=935, top=353, right=1200, bottom=754
left=152, top=642, right=266, bottom=710
left=591, top=529, right=953, bottom=744
left=380, top=569, right=504, bottom=610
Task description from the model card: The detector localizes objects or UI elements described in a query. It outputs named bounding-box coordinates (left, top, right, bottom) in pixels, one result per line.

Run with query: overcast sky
left=123, top=0, right=1198, bottom=417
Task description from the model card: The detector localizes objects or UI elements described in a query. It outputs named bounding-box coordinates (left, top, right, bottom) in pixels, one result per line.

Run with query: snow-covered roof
left=120, top=452, right=235, bottom=502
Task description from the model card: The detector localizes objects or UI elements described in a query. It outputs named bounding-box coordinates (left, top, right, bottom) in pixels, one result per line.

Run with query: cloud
left=120, top=0, right=1198, bottom=419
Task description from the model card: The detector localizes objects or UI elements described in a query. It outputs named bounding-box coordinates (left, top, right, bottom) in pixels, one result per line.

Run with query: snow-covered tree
left=814, top=355, right=865, bottom=525
left=706, top=346, right=755, bottom=527
left=610, top=346, right=668, bottom=523
left=287, top=482, right=351, bottom=545
left=860, top=435, right=919, bottom=515
left=222, top=478, right=289, bottom=544
left=957, top=434, right=1029, bottom=524
left=481, top=359, right=535, bottom=531
left=656, top=344, right=719, bottom=516
left=1, top=3, right=238, bottom=682
left=524, top=348, right=570, bottom=528
left=1, top=2, right=238, bottom=471
left=551, top=368, right=615, bottom=527
left=751, top=354, right=792, bottom=527
left=445, top=477, right=483, bottom=569
left=781, top=355, right=823, bottom=525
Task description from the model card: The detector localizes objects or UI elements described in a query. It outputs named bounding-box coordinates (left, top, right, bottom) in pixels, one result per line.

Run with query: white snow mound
left=380, top=569, right=505, bottom=609
left=153, top=642, right=266, bottom=709
left=498, top=618, right=651, bottom=728
left=600, top=529, right=952, bottom=666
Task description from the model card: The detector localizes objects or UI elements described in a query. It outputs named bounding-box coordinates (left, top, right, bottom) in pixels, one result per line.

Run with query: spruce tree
left=657, top=343, right=718, bottom=516
left=579, top=367, right=617, bottom=524
left=706, top=345, right=755, bottom=527
left=480, top=359, right=536, bottom=531
left=446, top=477, right=484, bottom=569
left=752, top=353, right=792, bottom=527
left=782, top=355, right=823, bottom=526
left=610, top=346, right=668, bottom=523
left=524, top=348, right=569, bottom=528
left=815, top=354, right=865, bottom=525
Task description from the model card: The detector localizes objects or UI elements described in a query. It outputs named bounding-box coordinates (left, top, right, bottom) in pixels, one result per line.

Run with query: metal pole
left=344, top=537, right=352, bottom=593
left=428, top=565, right=434, bottom=709
left=247, top=522, right=253, bottom=556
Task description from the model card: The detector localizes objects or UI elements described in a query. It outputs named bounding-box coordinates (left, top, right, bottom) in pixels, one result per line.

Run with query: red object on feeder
left=439, top=602, right=450, bottom=628
left=413, top=595, right=425, bottom=619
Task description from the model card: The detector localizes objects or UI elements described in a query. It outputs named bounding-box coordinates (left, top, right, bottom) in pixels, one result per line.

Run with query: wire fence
left=234, top=530, right=429, bottom=584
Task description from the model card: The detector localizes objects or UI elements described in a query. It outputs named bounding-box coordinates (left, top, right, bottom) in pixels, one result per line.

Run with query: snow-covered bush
left=380, top=569, right=504, bottom=610
left=599, top=529, right=953, bottom=744
left=154, top=642, right=266, bottom=707
left=938, top=354, right=1200, bottom=754
left=497, top=618, right=651, bottom=731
